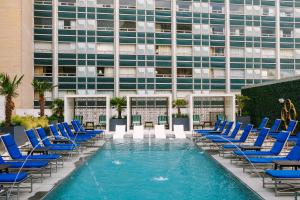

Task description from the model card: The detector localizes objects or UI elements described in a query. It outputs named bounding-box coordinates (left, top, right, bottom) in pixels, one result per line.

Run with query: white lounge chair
left=133, top=125, right=144, bottom=139
left=173, top=125, right=186, bottom=139
left=113, top=125, right=126, bottom=139
left=154, top=125, right=166, bottom=139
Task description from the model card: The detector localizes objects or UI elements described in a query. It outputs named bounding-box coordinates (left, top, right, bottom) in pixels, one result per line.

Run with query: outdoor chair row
left=194, top=118, right=300, bottom=197
left=0, top=120, right=104, bottom=199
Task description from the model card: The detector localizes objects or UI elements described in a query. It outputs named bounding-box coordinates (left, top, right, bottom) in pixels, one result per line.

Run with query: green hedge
left=242, top=79, right=300, bottom=133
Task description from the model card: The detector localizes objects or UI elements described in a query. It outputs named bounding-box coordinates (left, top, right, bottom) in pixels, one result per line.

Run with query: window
left=155, top=0, right=171, bottom=10
left=155, top=45, right=171, bottom=55
left=120, top=0, right=136, bottom=8
left=177, top=24, right=192, bottom=33
left=281, top=28, right=293, bottom=38
left=177, top=68, right=192, bottom=78
left=230, top=48, right=244, bottom=57
left=97, top=20, right=114, bottom=30
left=230, top=26, right=244, bottom=36
left=97, top=0, right=114, bottom=7
left=210, top=47, right=224, bottom=56
left=177, top=46, right=192, bottom=56
left=210, top=69, right=225, bottom=78
left=261, top=27, right=275, bottom=37
left=156, top=68, right=171, bottom=77
left=120, top=21, right=136, bottom=31
left=120, top=44, right=136, bottom=54
left=155, top=23, right=171, bottom=32
left=230, top=5, right=243, bottom=14
left=211, top=3, right=224, bottom=14
left=177, top=1, right=192, bottom=12
left=211, top=25, right=224, bottom=35
left=34, top=18, right=52, bottom=27
left=34, top=66, right=52, bottom=76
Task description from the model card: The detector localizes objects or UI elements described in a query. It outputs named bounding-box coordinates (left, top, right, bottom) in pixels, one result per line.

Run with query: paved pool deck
left=196, top=143, right=294, bottom=200
left=16, top=140, right=106, bottom=200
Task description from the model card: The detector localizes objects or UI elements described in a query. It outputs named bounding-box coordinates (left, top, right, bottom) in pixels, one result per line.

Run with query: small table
left=27, top=147, right=49, bottom=155
left=273, top=161, right=300, bottom=170
left=239, top=145, right=262, bottom=151
left=145, top=121, right=154, bottom=129
left=85, top=122, right=94, bottom=130
left=203, top=121, right=213, bottom=128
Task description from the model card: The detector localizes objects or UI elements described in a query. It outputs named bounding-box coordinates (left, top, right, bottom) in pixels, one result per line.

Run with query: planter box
left=236, top=116, right=251, bottom=129
left=172, top=118, right=190, bottom=131
left=0, top=125, right=27, bottom=146
left=109, top=118, right=127, bottom=131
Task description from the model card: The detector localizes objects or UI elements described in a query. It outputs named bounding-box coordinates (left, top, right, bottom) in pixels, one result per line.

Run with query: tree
left=49, top=98, right=64, bottom=122
left=110, top=97, right=126, bottom=119
left=32, top=80, right=56, bottom=117
left=236, top=94, right=250, bottom=117
left=173, top=99, right=187, bottom=117
left=0, top=73, right=24, bottom=127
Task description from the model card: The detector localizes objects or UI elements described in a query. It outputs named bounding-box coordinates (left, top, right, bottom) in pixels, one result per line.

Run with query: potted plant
left=109, top=97, right=127, bottom=131
left=236, top=94, right=251, bottom=128
left=172, top=99, right=189, bottom=131
left=49, top=98, right=64, bottom=123
left=0, top=73, right=27, bottom=142
left=32, top=80, right=56, bottom=117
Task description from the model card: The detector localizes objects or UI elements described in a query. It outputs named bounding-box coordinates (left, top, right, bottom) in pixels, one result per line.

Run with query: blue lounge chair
left=270, top=119, right=281, bottom=132
left=1, top=134, right=61, bottom=161
left=211, top=124, right=253, bottom=144
left=247, top=138, right=300, bottom=165
left=194, top=119, right=221, bottom=132
left=74, top=120, right=103, bottom=135
left=233, top=131, right=290, bottom=157
left=195, top=120, right=225, bottom=134
left=0, top=172, right=32, bottom=195
left=269, top=120, right=297, bottom=138
left=71, top=121, right=99, bottom=137
left=205, top=122, right=241, bottom=140
left=197, top=120, right=228, bottom=136
left=251, top=117, right=269, bottom=132
left=263, top=169, right=300, bottom=196
left=62, top=123, right=95, bottom=141
left=49, top=124, right=74, bottom=144
left=35, top=128, right=78, bottom=151
left=222, top=127, right=269, bottom=151
left=201, top=121, right=234, bottom=138
left=57, top=123, right=90, bottom=143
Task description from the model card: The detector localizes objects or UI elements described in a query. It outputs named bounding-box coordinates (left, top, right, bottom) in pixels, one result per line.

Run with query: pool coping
left=196, top=143, right=293, bottom=200
left=19, top=140, right=106, bottom=200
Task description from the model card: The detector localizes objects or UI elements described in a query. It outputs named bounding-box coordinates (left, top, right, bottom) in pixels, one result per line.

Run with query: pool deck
left=17, top=140, right=106, bottom=200
left=14, top=132, right=295, bottom=200
left=196, top=143, right=294, bottom=200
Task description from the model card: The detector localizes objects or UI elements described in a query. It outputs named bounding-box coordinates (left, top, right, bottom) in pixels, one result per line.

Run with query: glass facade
left=33, top=0, right=300, bottom=102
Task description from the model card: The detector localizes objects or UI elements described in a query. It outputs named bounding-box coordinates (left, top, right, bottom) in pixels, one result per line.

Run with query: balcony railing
left=177, top=74, right=192, bottom=78
left=59, top=2, right=76, bottom=6
left=34, top=25, right=52, bottom=29
left=120, top=28, right=136, bottom=32
left=97, top=27, right=114, bottom=31
left=58, top=73, right=76, bottom=77
left=34, top=73, right=52, bottom=77
left=177, top=30, right=192, bottom=34
left=156, top=74, right=172, bottom=78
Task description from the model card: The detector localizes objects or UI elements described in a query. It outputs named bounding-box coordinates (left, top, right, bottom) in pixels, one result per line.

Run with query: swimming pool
left=45, top=140, right=261, bottom=200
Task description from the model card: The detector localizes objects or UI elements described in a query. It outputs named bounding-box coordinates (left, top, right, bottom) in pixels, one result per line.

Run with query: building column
left=52, top=0, right=59, bottom=99
left=171, top=0, right=177, bottom=98
left=224, top=0, right=231, bottom=93
left=114, top=0, right=120, bottom=97
left=275, top=0, right=281, bottom=80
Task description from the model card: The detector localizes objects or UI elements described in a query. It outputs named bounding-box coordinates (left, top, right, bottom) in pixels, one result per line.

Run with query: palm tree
left=236, top=94, right=250, bottom=116
left=0, top=73, right=24, bottom=127
left=110, top=97, right=126, bottom=119
left=49, top=98, right=64, bottom=122
left=32, top=80, right=56, bottom=117
left=173, top=99, right=187, bottom=117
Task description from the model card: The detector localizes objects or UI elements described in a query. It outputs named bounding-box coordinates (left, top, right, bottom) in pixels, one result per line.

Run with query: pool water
left=45, top=140, right=261, bottom=200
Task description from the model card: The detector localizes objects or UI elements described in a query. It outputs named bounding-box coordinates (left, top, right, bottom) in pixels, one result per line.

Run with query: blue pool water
left=45, top=140, right=261, bottom=200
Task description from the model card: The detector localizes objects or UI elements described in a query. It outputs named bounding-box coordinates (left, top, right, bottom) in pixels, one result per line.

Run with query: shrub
left=10, top=115, right=49, bottom=130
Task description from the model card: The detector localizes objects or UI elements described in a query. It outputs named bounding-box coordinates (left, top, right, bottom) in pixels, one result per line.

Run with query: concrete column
left=52, top=0, right=59, bottom=99
left=106, top=95, right=110, bottom=132
left=52, top=0, right=58, bottom=99
left=224, top=0, right=231, bottom=93
left=171, top=1, right=177, bottom=98
left=275, top=0, right=281, bottom=80
left=114, top=0, right=120, bottom=96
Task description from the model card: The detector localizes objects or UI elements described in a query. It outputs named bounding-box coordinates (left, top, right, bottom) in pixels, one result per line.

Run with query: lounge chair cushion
left=222, top=144, right=240, bottom=149
left=20, top=154, right=61, bottom=160
left=246, top=157, right=287, bottom=164
left=266, top=170, right=300, bottom=178
left=0, top=172, right=28, bottom=182
left=234, top=150, right=275, bottom=156
left=6, top=161, right=49, bottom=168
